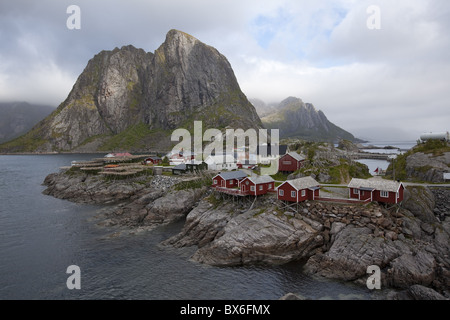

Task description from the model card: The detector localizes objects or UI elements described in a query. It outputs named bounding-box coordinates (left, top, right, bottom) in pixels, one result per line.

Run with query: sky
left=0, top=0, right=449, bottom=141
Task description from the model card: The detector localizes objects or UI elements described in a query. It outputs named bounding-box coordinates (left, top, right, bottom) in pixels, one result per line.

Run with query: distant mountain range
left=0, top=30, right=361, bottom=153
left=0, top=102, right=54, bottom=144
left=256, top=97, right=361, bottom=142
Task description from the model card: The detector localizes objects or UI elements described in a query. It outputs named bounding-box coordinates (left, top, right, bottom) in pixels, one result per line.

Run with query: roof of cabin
left=348, top=178, right=403, bottom=193
left=215, top=170, right=247, bottom=181
left=281, top=152, right=305, bottom=162
left=280, top=176, right=319, bottom=190
left=244, top=175, right=274, bottom=184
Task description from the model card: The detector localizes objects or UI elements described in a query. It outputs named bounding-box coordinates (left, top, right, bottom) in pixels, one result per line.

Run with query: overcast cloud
left=0, top=0, right=449, bottom=141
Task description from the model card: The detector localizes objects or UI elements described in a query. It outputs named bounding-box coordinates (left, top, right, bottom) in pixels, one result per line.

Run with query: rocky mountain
left=249, top=98, right=278, bottom=118
left=0, top=29, right=262, bottom=153
left=0, top=102, right=54, bottom=144
left=261, top=97, right=359, bottom=142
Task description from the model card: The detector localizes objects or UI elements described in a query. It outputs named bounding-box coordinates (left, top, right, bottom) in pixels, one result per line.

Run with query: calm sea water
left=0, top=154, right=387, bottom=300
left=357, top=141, right=416, bottom=174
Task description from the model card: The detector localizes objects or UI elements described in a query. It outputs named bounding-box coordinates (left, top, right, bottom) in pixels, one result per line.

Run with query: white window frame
left=283, top=161, right=292, bottom=165
left=259, top=185, right=263, bottom=191
left=291, top=191, right=296, bottom=198
left=250, top=186, right=255, bottom=192
left=279, top=189, right=284, bottom=196
left=380, top=190, right=389, bottom=198
left=353, top=188, right=359, bottom=195
left=213, top=179, right=217, bottom=185
left=301, top=190, right=306, bottom=197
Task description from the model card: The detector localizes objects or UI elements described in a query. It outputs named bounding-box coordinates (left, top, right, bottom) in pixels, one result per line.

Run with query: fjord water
left=0, top=154, right=382, bottom=300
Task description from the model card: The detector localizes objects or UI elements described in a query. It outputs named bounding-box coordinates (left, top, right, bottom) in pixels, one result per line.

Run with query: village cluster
left=101, top=142, right=404, bottom=206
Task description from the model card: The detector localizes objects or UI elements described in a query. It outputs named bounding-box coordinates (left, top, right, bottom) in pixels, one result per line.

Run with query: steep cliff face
left=261, top=97, right=358, bottom=142
left=0, top=30, right=261, bottom=153
left=144, top=30, right=261, bottom=131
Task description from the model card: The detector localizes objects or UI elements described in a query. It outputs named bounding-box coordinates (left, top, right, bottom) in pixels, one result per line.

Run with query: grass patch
left=414, top=140, right=450, bottom=156
left=99, top=123, right=155, bottom=151
left=173, top=176, right=211, bottom=191
left=271, top=172, right=289, bottom=181
left=205, top=193, right=224, bottom=208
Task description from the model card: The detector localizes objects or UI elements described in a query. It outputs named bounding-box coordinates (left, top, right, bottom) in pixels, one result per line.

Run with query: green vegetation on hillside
left=0, top=124, right=47, bottom=152
left=294, top=158, right=371, bottom=184
left=98, top=123, right=162, bottom=151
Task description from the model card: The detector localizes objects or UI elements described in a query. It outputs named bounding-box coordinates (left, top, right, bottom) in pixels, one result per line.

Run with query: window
left=213, top=179, right=217, bottom=185
left=291, top=191, right=296, bottom=198
left=301, top=190, right=306, bottom=197
left=259, top=185, right=263, bottom=191
left=353, top=188, right=359, bottom=195
left=380, top=190, right=389, bottom=198
left=283, top=161, right=292, bottom=165
left=250, top=186, right=255, bottom=192
left=269, top=183, right=273, bottom=189
left=279, top=189, right=284, bottom=196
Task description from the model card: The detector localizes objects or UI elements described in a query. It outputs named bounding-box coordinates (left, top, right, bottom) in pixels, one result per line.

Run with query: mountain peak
left=0, top=29, right=261, bottom=153
left=261, top=96, right=358, bottom=142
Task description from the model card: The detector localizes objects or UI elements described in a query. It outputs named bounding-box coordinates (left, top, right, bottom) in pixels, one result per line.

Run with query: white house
left=205, top=154, right=237, bottom=171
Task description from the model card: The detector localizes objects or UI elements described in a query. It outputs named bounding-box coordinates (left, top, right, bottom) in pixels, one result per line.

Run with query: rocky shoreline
left=42, top=169, right=449, bottom=300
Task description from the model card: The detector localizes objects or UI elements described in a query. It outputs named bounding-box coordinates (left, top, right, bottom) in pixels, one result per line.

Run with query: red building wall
left=277, top=183, right=313, bottom=202
left=278, top=183, right=297, bottom=202
left=307, top=189, right=319, bottom=200
left=240, top=179, right=274, bottom=195
left=349, top=188, right=360, bottom=200
left=213, top=176, right=240, bottom=188
left=349, top=185, right=404, bottom=204
left=278, top=154, right=303, bottom=172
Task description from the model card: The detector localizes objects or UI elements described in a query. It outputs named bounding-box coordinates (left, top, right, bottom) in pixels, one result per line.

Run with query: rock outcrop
left=386, top=140, right=450, bottom=183
left=0, top=29, right=262, bottom=153
left=404, top=152, right=450, bottom=183
left=42, top=170, right=207, bottom=228
left=302, top=186, right=450, bottom=297
left=163, top=196, right=323, bottom=266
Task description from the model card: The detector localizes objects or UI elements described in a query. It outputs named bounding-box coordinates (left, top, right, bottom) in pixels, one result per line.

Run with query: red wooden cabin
left=239, top=176, right=275, bottom=196
left=278, top=152, right=306, bottom=173
left=277, top=176, right=320, bottom=203
left=212, top=171, right=247, bottom=189
left=348, top=178, right=404, bottom=204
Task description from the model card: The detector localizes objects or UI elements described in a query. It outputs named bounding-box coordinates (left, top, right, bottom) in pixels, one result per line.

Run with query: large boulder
left=165, top=199, right=323, bottom=266
left=304, top=225, right=400, bottom=281
left=402, top=186, right=437, bottom=224
left=387, top=251, right=436, bottom=288
left=405, top=152, right=450, bottom=183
